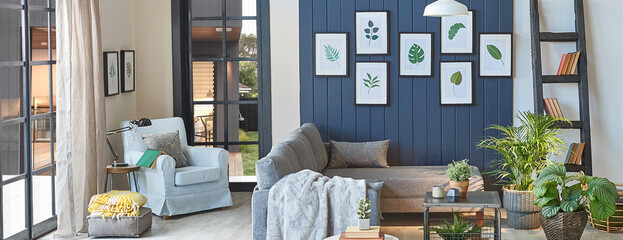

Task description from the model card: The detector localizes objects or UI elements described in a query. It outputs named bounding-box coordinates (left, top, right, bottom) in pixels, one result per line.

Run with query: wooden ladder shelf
left=530, top=0, right=592, bottom=175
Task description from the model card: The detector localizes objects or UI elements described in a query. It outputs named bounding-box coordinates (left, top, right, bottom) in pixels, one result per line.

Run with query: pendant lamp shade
left=423, top=0, right=468, bottom=17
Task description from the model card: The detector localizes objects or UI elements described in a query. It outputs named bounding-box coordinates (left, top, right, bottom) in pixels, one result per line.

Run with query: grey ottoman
left=87, top=207, right=152, bottom=238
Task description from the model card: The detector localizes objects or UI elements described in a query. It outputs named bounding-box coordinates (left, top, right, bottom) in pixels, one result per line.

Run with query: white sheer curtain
left=55, top=0, right=107, bottom=237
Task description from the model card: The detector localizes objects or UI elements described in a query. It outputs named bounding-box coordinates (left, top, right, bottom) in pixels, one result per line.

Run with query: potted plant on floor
left=357, top=198, right=371, bottom=230
left=446, top=159, right=472, bottom=198
left=478, top=111, right=566, bottom=229
left=431, top=213, right=482, bottom=240
left=533, top=163, right=619, bottom=240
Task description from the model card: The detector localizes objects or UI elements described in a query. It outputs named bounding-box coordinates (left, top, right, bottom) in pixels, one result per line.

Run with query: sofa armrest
left=184, top=146, right=229, bottom=170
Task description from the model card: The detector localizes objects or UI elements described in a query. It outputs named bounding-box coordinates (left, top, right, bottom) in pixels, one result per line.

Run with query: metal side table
left=423, top=191, right=501, bottom=240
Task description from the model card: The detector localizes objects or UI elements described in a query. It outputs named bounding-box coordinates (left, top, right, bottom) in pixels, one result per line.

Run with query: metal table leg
left=424, top=207, right=430, bottom=240
left=495, top=207, right=501, bottom=240
left=132, top=172, right=139, bottom=192
left=104, top=173, right=109, bottom=192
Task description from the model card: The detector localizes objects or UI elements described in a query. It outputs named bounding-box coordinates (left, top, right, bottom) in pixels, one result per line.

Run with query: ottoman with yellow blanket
left=87, top=191, right=152, bottom=237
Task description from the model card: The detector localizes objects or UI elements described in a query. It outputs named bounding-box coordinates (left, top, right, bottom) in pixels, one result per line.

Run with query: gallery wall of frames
left=299, top=0, right=513, bottom=186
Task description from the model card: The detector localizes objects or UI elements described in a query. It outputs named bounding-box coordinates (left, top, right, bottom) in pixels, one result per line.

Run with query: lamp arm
left=106, top=136, right=119, bottom=163
left=107, top=126, right=133, bottom=135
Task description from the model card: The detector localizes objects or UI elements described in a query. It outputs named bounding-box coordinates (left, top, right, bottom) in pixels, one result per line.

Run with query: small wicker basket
left=588, top=183, right=623, bottom=233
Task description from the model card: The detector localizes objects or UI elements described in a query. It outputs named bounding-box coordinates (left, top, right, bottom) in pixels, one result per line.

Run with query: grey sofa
left=252, top=123, right=484, bottom=240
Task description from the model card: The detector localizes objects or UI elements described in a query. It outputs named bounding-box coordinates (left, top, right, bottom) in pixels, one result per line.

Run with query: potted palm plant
left=446, top=159, right=472, bottom=198
left=478, top=111, right=566, bottom=229
left=533, top=163, right=619, bottom=240
left=357, top=198, right=371, bottom=230
left=430, top=213, right=482, bottom=240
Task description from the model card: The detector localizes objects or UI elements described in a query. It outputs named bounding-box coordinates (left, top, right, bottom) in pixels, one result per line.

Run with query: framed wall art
left=479, top=33, right=512, bottom=77
left=355, top=62, right=389, bottom=105
left=314, top=33, right=349, bottom=76
left=121, top=50, right=136, bottom=92
left=441, top=10, right=474, bottom=54
left=103, top=51, right=119, bottom=96
left=355, top=11, right=389, bottom=55
left=440, top=61, right=473, bottom=105
left=399, top=33, right=433, bottom=77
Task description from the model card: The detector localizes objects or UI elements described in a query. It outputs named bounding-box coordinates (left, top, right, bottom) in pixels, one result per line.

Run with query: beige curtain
left=55, top=0, right=107, bottom=237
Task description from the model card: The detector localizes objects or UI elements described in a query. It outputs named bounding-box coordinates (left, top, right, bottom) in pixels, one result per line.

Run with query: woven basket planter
left=540, top=211, right=588, bottom=240
left=587, top=186, right=623, bottom=232
left=503, top=187, right=541, bottom=229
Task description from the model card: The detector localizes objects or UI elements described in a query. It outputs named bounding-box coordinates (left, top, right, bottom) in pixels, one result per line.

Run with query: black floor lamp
left=106, top=118, right=152, bottom=167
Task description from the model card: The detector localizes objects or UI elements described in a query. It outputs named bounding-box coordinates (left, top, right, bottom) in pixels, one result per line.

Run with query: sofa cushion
left=284, top=131, right=320, bottom=172
left=298, top=123, right=329, bottom=170
left=174, top=166, right=220, bottom=186
left=328, top=140, right=390, bottom=168
left=142, top=130, right=188, bottom=168
left=256, top=143, right=302, bottom=189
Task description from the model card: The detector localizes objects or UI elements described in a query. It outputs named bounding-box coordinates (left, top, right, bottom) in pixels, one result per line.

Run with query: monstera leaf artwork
left=448, top=23, right=466, bottom=40
left=323, top=44, right=340, bottom=65
left=408, top=43, right=425, bottom=65
left=450, top=71, right=462, bottom=94
left=486, top=44, right=504, bottom=65
left=363, top=73, right=380, bottom=94
left=364, top=20, right=379, bottom=45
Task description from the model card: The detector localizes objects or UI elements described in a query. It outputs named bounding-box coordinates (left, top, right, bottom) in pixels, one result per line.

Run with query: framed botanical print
left=315, top=33, right=349, bottom=76
left=355, top=11, right=389, bottom=55
left=441, top=10, right=474, bottom=54
left=479, top=33, right=512, bottom=77
left=399, top=33, right=433, bottom=77
left=120, top=50, right=136, bottom=92
left=103, top=51, right=119, bottom=96
left=355, top=62, right=389, bottom=105
left=440, top=61, right=473, bottom=105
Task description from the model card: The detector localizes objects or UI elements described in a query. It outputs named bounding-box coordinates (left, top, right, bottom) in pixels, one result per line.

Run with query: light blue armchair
left=121, top=117, right=232, bottom=218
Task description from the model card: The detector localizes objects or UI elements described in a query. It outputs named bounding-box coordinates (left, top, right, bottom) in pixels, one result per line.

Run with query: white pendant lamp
left=423, top=0, right=468, bottom=17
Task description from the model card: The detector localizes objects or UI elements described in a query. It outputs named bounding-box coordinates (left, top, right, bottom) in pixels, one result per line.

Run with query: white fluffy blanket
left=266, top=169, right=367, bottom=240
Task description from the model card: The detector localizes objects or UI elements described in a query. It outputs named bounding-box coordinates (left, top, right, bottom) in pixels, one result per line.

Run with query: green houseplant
left=477, top=111, right=567, bottom=229
left=430, top=213, right=481, bottom=240
left=533, top=163, right=620, bottom=240
left=446, top=159, right=472, bottom=198
left=357, top=198, right=371, bottom=230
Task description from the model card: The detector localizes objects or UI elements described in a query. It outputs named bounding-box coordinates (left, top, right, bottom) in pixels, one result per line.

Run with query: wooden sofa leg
left=162, top=215, right=170, bottom=220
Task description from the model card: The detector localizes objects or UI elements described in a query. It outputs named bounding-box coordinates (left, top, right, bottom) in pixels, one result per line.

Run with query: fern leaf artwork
left=486, top=44, right=504, bottom=65
left=448, top=23, right=466, bottom=40
left=365, top=20, right=379, bottom=45
left=323, top=44, right=340, bottom=63
left=450, top=71, right=462, bottom=95
left=408, top=43, right=425, bottom=65
left=126, top=62, right=132, bottom=78
left=109, top=64, right=116, bottom=78
left=363, top=73, right=380, bottom=94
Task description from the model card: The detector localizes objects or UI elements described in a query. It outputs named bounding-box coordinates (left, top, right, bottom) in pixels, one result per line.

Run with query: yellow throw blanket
left=88, top=190, right=147, bottom=218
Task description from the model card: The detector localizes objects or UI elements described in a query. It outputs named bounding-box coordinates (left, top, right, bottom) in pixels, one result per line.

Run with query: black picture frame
left=355, top=61, right=390, bottom=105
left=440, top=10, right=475, bottom=55
left=314, top=32, right=349, bottom=77
left=120, top=50, right=136, bottom=92
left=439, top=61, right=474, bottom=105
left=479, top=33, right=513, bottom=77
left=355, top=10, right=390, bottom=55
left=399, top=32, right=434, bottom=77
left=103, top=51, right=119, bottom=97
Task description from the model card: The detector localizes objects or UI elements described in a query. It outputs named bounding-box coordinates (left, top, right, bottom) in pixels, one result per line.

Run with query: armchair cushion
left=141, top=130, right=189, bottom=167
left=174, top=166, right=220, bottom=186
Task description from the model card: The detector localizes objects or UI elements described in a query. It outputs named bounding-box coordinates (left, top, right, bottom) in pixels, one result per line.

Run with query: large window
left=0, top=0, right=57, bottom=239
left=173, top=0, right=271, bottom=182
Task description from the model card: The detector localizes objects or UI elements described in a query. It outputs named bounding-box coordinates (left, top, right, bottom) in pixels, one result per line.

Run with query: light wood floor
left=40, top=192, right=623, bottom=240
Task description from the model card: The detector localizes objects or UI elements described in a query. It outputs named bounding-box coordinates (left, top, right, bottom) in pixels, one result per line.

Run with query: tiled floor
left=40, top=192, right=623, bottom=239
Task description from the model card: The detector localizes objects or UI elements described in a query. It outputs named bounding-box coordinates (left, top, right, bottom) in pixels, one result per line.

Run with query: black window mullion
left=221, top=0, right=228, bottom=151
left=22, top=0, right=34, bottom=238
left=187, top=0, right=195, bottom=145
left=47, top=0, right=56, bottom=215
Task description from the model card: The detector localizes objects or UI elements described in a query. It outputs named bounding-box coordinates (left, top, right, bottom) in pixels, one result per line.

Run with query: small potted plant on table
left=478, top=111, right=566, bottom=229
left=357, top=198, right=371, bottom=230
left=533, top=163, right=619, bottom=240
left=446, top=159, right=472, bottom=198
left=431, top=213, right=481, bottom=240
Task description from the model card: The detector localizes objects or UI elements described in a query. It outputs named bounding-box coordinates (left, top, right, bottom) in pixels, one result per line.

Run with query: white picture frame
left=103, top=51, right=119, bottom=96
left=479, top=33, right=512, bottom=77
left=355, top=11, right=389, bottom=55
left=440, top=61, right=473, bottom=105
left=441, top=10, right=474, bottom=54
left=399, top=33, right=433, bottom=77
left=355, top=62, right=389, bottom=105
left=315, top=33, right=349, bottom=76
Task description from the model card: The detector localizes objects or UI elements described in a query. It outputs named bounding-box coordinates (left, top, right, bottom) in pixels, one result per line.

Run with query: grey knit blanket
left=266, top=169, right=367, bottom=240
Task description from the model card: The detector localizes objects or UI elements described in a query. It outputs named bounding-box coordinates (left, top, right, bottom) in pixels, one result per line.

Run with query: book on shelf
left=343, top=226, right=381, bottom=239
left=543, top=98, right=563, bottom=118
left=552, top=98, right=564, bottom=118
left=573, top=143, right=585, bottom=165
left=560, top=53, right=572, bottom=75
left=557, top=53, right=568, bottom=75
left=339, top=232, right=384, bottom=240
left=565, top=143, right=578, bottom=164
left=569, top=52, right=581, bottom=75
left=556, top=52, right=581, bottom=75
left=565, top=143, right=585, bottom=165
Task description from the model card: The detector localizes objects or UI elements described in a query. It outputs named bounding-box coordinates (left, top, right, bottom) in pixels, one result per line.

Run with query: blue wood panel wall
left=299, top=0, right=513, bottom=178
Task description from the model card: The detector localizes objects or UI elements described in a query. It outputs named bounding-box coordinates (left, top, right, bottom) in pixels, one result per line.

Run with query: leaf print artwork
left=365, top=20, right=379, bottom=45
left=486, top=44, right=504, bottom=65
left=126, top=62, right=132, bottom=77
left=448, top=23, right=466, bottom=40
left=408, top=43, right=425, bottom=65
left=450, top=71, right=462, bottom=95
left=323, top=44, right=340, bottom=66
left=109, top=64, right=116, bottom=78
left=363, top=73, right=380, bottom=94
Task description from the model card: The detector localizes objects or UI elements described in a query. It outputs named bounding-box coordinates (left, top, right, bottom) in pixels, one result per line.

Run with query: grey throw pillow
left=142, top=130, right=188, bottom=168
left=328, top=140, right=390, bottom=168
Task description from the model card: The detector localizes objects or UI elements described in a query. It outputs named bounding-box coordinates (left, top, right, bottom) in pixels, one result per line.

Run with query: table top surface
left=106, top=165, right=140, bottom=173
left=423, top=191, right=501, bottom=208
left=325, top=234, right=398, bottom=240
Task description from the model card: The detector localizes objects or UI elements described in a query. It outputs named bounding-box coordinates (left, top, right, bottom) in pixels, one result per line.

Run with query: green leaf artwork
left=408, top=43, right=425, bottom=65
left=450, top=71, right=462, bottom=95
left=109, top=64, right=116, bottom=78
left=486, top=44, right=504, bottom=65
left=448, top=23, right=466, bottom=40
left=323, top=44, right=340, bottom=65
left=363, top=73, right=380, bottom=94
left=365, top=20, right=379, bottom=45
left=126, top=62, right=132, bottom=78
